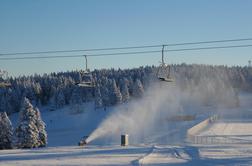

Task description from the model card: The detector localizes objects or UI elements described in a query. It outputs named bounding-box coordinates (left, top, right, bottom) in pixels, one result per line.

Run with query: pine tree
left=55, top=89, right=65, bottom=108
left=33, top=82, right=42, bottom=106
left=70, top=87, right=83, bottom=113
left=110, top=79, right=122, bottom=105
left=132, top=79, right=144, bottom=98
left=0, top=112, right=13, bottom=149
left=70, top=87, right=82, bottom=105
left=127, top=76, right=134, bottom=96
left=0, top=96, right=7, bottom=113
left=34, top=107, right=47, bottom=147
left=101, top=85, right=110, bottom=107
left=0, top=89, right=14, bottom=114
left=94, top=85, right=103, bottom=109
left=14, top=97, right=40, bottom=148
left=121, top=78, right=130, bottom=103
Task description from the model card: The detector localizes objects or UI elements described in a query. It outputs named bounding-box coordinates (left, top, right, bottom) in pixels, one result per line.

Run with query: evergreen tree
left=33, top=82, right=42, bottom=106
left=132, top=79, right=144, bottom=98
left=101, top=85, right=110, bottom=107
left=5, top=64, right=252, bottom=114
left=0, top=89, right=13, bottom=114
left=0, top=112, right=13, bottom=149
left=34, top=108, right=47, bottom=147
left=110, top=79, right=122, bottom=105
left=55, top=89, right=65, bottom=108
left=0, top=96, right=7, bottom=113
left=70, top=87, right=83, bottom=113
left=70, top=87, right=82, bottom=105
left=14, top=97, right=40, bottom=148
left=121, top=78, right=130, bottom=103
left=94, top=85, right=103, bottom=109
left=127, top=76, right=134, bottom=96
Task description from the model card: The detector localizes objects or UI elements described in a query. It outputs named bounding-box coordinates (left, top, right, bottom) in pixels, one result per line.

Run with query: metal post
left=84, top=55, right=88, bottom=71
left=161, top=45, right=165, bottom=66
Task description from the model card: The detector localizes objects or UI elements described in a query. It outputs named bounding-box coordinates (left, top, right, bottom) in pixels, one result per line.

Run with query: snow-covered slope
left=9, top=96, right=251, bottom=147
left=10, top=101, right=207, bottom=147
left=3, top=93, right=252, bottom=165
left=1, top=144, right=252, bottom=166
left=10, top=102, right=111, bottom=147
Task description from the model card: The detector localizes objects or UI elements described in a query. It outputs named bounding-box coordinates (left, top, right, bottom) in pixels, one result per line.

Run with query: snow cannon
left=121, top=134, right=129, bottom=146
left=78, top=136, right=89, bottom=146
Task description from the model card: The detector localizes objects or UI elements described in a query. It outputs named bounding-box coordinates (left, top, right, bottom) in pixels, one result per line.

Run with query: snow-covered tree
left=109, top=79, right=122, bottom=105
left=34, top=107, right=47, bottom=147
left=33, top=82, right=42, bottom=106
left=0, top=112, right=13, bottom=149
left=132, top=79, right=144, bottom=98
left=70, top=87, right=82, bottom=105
left=94, top=85, right=103, bottom=109
left=14, top=97, right=40, bottom=148
left=0, top=89, right=14, bottom=114
left=101, top=85, right=110, bottom=107
left=55, top=89, right=65, bottom=108
left=121, top=78, right=130, bottom=103
left=0, top=96, right=7, bottom=113
left=70, top=87, right=83, bottom=113
left=4, top=64, right=252, bottom=114
left=127, top=76, right=134, bottom=96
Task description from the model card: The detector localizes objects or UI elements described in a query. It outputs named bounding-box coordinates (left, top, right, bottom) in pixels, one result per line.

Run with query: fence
left=187, top=115, right=252, bottom=144
left=187, top=115, right=218, bottom=144
left=188, top=135, right=252, bottom=144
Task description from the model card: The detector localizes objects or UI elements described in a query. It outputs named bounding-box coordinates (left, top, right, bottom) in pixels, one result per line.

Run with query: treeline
left=1, top=64, right=252, bottom=114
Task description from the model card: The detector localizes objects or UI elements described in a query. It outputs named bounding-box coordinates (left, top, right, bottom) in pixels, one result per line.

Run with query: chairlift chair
left=156, top=45, right=174, bottom=82
left=76, top=55, right=95, bottom=88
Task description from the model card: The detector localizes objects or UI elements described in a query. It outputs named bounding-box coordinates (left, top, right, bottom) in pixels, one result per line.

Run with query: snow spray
left=86, top=66, right=238, bottom=144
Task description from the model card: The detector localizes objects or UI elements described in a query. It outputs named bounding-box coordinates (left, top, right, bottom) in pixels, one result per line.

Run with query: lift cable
left=0, top=37, right=252, bottom=56
left=0, top=44, right=251, bottom=60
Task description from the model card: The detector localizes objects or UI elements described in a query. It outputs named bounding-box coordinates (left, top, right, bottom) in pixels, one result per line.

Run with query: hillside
left=2, top=99, right=252, bottom=165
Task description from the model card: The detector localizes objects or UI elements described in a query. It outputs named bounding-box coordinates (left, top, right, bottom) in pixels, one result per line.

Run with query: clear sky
left=0, top=0, right=252, bottom=77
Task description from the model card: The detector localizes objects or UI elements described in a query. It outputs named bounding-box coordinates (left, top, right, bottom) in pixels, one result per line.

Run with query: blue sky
left=0, top=0, right=252, bottom=76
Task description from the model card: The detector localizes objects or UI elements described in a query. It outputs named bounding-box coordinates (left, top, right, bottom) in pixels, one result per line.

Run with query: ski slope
left=10, top=101, right=206, bottom=147
left=2, top=94, right=252, bottom=165
left=10, top=102, right=110, bottom=147
left=1, top=144, right=252, bottom=165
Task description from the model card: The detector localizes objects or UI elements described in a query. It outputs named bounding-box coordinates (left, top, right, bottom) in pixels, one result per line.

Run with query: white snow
left=199, top=120, right=252, bottom=136
left=2, top=94, right=252, bottom=165
left=1, top=144, right=252, bottom=165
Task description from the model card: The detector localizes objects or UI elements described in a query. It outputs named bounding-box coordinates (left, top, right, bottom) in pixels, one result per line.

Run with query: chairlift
left=0, top=70, right=11, bottom=88
left=76, top=55, right=95, bottom=88
left=156, top=45, right=174, bottom=82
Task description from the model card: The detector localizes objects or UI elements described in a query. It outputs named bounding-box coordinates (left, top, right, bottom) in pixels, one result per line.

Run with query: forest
left=1, top=64, right=252, bottom=114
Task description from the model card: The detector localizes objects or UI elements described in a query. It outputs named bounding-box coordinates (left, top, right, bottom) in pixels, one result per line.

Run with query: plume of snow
left=86, top=67, right=238, bottom=144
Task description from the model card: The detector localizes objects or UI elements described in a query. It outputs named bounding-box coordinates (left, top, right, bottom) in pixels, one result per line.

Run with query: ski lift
left=76, top=55, right=95, bottom=88
left=156, top=45, right=174, bottom=82
left=0, top=70, right=11, bottom=88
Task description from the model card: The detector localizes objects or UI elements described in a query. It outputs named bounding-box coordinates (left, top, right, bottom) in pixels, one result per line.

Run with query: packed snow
left=1, top=144, right=252, bottom=165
